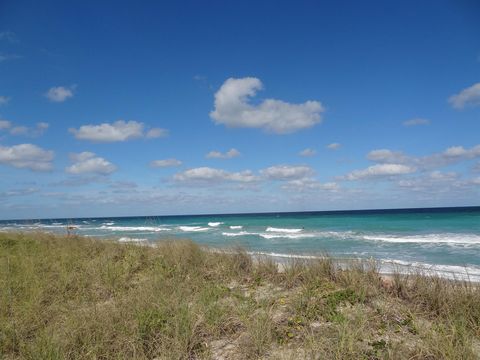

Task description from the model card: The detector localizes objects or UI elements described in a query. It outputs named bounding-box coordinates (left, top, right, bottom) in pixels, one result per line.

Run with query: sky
left=0, top=0, right=480, bottom=219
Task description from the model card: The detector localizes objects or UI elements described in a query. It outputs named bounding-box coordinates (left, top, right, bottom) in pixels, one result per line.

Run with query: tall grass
left=1, top=232, right=479, bottom=359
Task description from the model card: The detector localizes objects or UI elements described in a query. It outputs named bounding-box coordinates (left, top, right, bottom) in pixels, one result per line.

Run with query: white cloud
left=396, top=171, right=464, bottom=195
left=110, top=181, right=138, bottom=189
left=210, top=77, right=324, bottom=134
left=472, top=177, right=480, bottom=185
left=367, top=149, right=409, bottom=164
left=327, top=143, right=341, bottom=150
left=0, top=120, right=11, bottom=129
left=367, top=145, right=480, bottom=171
left=2, top=122, right=49, bottom=137
left=0, top=187, right=39, bottom=198
left=174, top=167, right=258, bottom=183
left=145, top=128, right=168, bottom=138
left=282, top=178, right=339, bottom=192
left=443, top=146, right=467, bottom=157
left=9, top=126, right=28, bottom=135
left=448, top=82, right=480, bottom=109
left=0, top=96, right=10, bottom=106
left=441, top=145, right=480, bottom=160
left=206, top=148, right=241, bottom=159
left=37, top=122, right=49, bottom=130
left=261, top=165, right=314, bottom=180
left=66, top=152, right=117, bottom=175
left=299, top=148, right=316, bottom=157
left=150, top=158, right=182, bottom=168
left=70, top=120, right=167, bottom=142
left=0, top=143, right=54, bottom=171
left=428, top=171, right=458, bottom=181
left=403, top=118, right=430, bottom=127
left=45, top=86, right=75, bottom=102
left=345, top=164, right=416, bottom=180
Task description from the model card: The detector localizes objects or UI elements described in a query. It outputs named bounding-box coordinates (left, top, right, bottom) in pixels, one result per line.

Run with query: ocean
left=1, top=206, right=480, bottom=281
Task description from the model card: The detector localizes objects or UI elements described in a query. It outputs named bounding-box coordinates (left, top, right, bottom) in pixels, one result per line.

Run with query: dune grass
left=1, top=232, right=479, bottom=359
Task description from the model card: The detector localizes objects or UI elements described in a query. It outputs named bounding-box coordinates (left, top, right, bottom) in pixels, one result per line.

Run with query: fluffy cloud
left=210, top=77, right=324, bottom=134
left=206, top=148, right=241, bottom=159
left=448, top=82, right=480, bottom=109
left=367, top=145, right=480, bottom=171
left=345, top=164, right=416, bottom=180
left=282, top=178, right=339, bottom=192
left=45, top=86, right=75, bottom=102
left=299, top=148, right=316, bottom=157
left=403, top=118, right=430, bottom=127
left=66, top=152, right=117, bottom=175
left=367, top=149, right=409, bottom=164
left=327, top=143, right=341, bottom=150
left=150, top=158, right=182, bottom=168
left=261, top=165, right=314, bottom=180
left=396, top=171, right=464, bottom=194
left=145, top=128, right=168, bottom=138
left=174, top=167, right=258, bottom=183
left=70, top=120, right=167, bottom=142
left=0, top=144, right=54, bottom=171
left=7, top=122, right=49, bottom=137
left=428, top=171, right=458, bottom=181
left=0, top=96, right=10, bottom=106
left=174, top=164, right=317, bottom=186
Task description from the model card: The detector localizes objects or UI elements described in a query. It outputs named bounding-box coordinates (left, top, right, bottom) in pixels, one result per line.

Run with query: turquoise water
left=2, top=207, right=480, bottom=280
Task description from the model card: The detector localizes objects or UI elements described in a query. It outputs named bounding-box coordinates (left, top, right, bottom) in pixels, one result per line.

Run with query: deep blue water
left=2, top=207, right=480, bottom=280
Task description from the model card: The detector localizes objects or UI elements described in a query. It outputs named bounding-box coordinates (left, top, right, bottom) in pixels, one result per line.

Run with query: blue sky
left=0, top=0, right=479, bottom=219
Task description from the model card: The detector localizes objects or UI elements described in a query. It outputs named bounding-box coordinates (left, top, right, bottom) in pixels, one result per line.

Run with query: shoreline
left=207, top=246, right=480, bottom=283
left=4, top=228, right=480, bottom=283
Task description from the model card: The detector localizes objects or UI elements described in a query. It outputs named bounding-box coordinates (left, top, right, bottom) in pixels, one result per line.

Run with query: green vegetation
left=1, top=232, right=479, bottom=359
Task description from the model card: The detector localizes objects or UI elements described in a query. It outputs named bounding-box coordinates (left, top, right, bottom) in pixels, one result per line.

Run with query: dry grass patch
left=1, top=232, right=479, bottom=359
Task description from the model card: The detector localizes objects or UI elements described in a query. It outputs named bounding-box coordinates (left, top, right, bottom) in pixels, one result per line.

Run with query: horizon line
left=1, top=205, right=480, bottom=222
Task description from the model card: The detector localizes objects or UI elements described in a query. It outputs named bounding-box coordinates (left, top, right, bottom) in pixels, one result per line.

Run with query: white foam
left=36, top=224, right=75, bottom=229
left=208, top=222, right=223, bottom=227
left=381, top=259, right=480, bottom=282
left=248, top=252, right=480, bottom=282
left=229, top=225, right=243, bottom=229
left=178, top=226, right=209, bottom=232
left=118, top=237, right=147, bottom=243
left=363, top=233, right=480, bottom=245
left=266, top=227, right=303, bottom=233
left=249, top=251, right=320, bottom=260
left=260, top=233, right=316, bottom=239
left=222, top=231, right=256, bottom=237
left=99, top=226, right=169, bottom=232
left=102, top=222, right=115, bottom=226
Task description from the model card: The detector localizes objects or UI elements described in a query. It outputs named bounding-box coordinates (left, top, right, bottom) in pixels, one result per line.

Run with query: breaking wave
left=266, top=227, right=303, bottom=233
left=99, top=226, right=169, bottom=232
left=178, top=226, right=209, bottom=232
left=118, top=237, right=147, bottom=242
